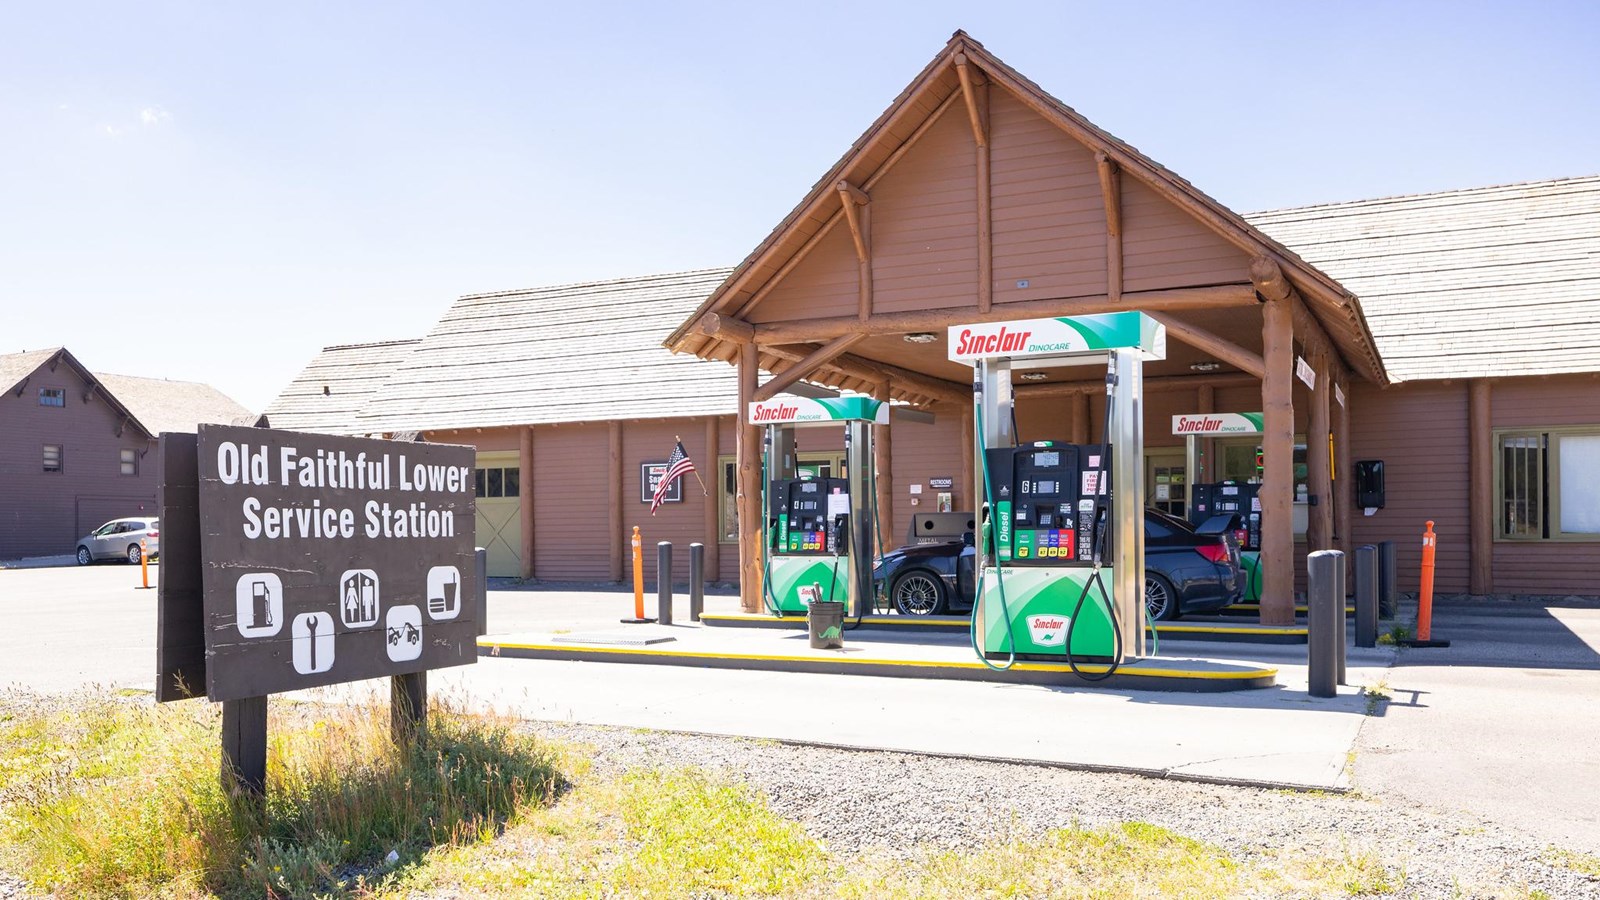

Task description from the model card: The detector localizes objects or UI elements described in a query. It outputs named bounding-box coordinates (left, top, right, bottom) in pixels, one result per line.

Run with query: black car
left=873, top=509, right=1243, bottom=621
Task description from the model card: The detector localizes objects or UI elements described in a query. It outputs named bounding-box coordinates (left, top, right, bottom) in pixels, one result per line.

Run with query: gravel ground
left=4, top=695, right=1594, bottom=899
left=524, top=720, right=1600, bottom=900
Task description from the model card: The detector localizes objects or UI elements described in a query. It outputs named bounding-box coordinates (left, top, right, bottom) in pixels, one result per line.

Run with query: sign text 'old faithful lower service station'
left=196, top=425, right=478, bottom=702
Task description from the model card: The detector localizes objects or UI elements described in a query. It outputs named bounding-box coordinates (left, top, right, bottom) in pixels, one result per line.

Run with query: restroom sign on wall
left=189, top=424, right=479, bottom=702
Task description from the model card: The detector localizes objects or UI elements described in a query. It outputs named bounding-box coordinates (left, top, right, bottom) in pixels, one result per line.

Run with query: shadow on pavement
left=1396, top=598, right=1600, bottom=670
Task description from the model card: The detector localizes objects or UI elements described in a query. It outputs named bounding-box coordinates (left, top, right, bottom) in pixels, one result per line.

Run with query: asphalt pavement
left=1355, top=597, right=1600, bottom=853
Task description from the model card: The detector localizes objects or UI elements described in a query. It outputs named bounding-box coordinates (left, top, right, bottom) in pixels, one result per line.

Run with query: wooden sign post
left=157, top=425, right=478, bottom=796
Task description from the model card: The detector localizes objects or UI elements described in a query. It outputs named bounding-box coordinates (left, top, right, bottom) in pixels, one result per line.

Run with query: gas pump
left=1172, top=412, right=1265, bottom=603
left=749, top=396, right=889, bottom=618
left=949, top=311, right=1165, bottom=673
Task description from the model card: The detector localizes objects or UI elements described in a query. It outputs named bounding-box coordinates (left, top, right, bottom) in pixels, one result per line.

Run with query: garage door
left=474, top=453, right=522, bottom=577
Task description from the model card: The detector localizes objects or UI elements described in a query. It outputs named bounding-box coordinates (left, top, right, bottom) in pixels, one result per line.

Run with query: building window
left=1497, top=428, right=1600, bottom=540
left=39, top=388, right=65, bottom=407
left=474, top=466, right=520, bottom=498
left=120, top=449, right=138, bottom=476
left=716, top=452, right=844, bottom=545
left=43, top=445, right=62, bottom=473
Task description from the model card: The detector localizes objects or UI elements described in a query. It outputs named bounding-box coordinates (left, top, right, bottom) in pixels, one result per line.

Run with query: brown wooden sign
left=195, top=424, right=477, bottom=702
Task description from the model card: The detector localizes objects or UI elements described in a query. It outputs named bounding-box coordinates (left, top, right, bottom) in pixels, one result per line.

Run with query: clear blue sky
left=4, top=1, right=1597, bottom=412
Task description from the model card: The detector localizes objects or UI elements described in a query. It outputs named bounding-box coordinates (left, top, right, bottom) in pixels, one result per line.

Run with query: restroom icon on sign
left=339, top=569, right=379, bottom=627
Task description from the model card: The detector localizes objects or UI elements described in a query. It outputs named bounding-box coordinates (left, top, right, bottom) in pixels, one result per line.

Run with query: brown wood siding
left=530, top=423, right=611, bottom=580
left=428, top=427, right=520, bottom=453
left=1488, top=375, right=1600, bottom=594
left=988, top=89, right=1107, bottom=303
left=864, top=105, right=980, bottom=314
left=0, top=360, right=157, bottom=559
left=744, top=222, right=861, bottom=324
left=624, top=419, right=720, bottom=587
left=1121, top=177, right=1251, bottom=292
left=1348, top=382, right=1471, bottom=594
left=887, top=413, right=966, bottom=542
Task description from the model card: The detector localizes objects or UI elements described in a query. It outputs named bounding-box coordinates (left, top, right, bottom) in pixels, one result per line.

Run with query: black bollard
left=656, top=541, right=673, bottom=626
left=689, top=542, right=705, bottom=622
left=1354, top=545, right=1378, bottom=648
left=1377, top=540, right=1398, bottom=619
left=1307, top=550, right=1345, bottom=699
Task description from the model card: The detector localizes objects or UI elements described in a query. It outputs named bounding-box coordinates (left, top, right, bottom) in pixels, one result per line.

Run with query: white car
left=76, top=518, right=160, bottom=565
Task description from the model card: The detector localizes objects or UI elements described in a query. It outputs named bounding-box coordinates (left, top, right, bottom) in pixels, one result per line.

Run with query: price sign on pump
left=189, top=424, right=478, bottom=702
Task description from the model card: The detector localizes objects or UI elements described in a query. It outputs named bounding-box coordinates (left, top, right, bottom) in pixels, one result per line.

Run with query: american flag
left=649, top=441, right=696, bottom=514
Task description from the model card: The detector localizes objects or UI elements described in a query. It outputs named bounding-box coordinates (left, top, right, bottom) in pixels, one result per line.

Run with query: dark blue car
left=873, top=509, right=1244, bottom=620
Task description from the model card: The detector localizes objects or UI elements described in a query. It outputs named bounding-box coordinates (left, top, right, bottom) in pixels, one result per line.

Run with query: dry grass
left=0, top=690, right=564, bottom=898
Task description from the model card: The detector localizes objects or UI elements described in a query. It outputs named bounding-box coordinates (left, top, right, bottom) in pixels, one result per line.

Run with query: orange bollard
left=622, top=526, right=654, bottom=623
left=139, top=538, right=150, bottom=589
left=1417, top=521, right=1436, bottom=641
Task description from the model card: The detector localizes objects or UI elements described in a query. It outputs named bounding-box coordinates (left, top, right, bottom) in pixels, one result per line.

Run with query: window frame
left=42, top=444, right=63, bottom=473
left=38, top=387, right=66, bottom=408
left=120, top=448, right=138, bottom=476
left=1495, top=425, right=1600, bottom=543
left=716, top=450, right=846, bottom=545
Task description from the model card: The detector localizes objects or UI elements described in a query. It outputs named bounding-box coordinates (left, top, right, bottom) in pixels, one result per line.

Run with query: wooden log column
left=1259, top=297, right=1296, bottom=625
left=1306, top=349, right=1333, bottom=553
left=1469, top=379, right=1493, bottom=595
left=873, top=382, right=895, bottom=553
left=519, top=426, right=535, bottom=580
left=736, top=343, right=762, bottom=612
left=704, top=416, right=721, bottom=582
left=608, top=421, right=623, bottom=582
left=1333, top=375, right=1353, bottom=562
left=1197, top=384, right=1215, bottom=483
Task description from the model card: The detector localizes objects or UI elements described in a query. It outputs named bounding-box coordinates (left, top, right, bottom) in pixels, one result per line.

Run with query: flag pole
left=678, top=434, right=710, bottom=496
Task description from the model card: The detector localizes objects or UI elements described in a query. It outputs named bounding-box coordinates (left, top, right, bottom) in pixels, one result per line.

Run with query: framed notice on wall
left=641, top=461, right=683, bottom=504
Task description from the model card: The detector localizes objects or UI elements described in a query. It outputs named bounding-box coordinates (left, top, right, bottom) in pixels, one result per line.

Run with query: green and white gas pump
left=949, top=311, right=1165, bottom=672
left=1173, top=412, right=1265, bottom=603
left=749, top=396, right=889, bottom=618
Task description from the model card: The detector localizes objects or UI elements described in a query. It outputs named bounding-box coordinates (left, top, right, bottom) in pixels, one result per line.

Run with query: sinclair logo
left=751, top=403, right=800, bottom=423
left=953, top=326, right=1034, bottom=356
left=1027, top=614, right=1069, bottom=645
left=1175, top=416, right=1225, bottom=434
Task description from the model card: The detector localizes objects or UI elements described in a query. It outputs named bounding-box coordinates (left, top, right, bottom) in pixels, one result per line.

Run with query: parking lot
left=5, top=562, right=1600, bottom=854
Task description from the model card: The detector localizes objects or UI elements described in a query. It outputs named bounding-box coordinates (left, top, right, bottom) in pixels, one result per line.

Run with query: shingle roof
left=93, top=372, right=253, bottom=434
left=1246, top=175, right=1600, bottom=383
left=357, top=269, right=740, bottom=432
left=0, top=348, right=63, bottom=396
left=262, top=339, right=421, bottom=434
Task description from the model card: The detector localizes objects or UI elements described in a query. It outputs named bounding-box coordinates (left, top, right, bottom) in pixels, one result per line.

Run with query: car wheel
left=1144, top=573, right=1179, bottom=621
left=127, top=544, right=142, bottom=565
left=77, top=546, right=93, bottom=566
left=892, top=571, right=948, bottom=616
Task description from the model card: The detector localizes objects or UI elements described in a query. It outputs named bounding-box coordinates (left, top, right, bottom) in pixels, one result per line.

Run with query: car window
left=94, top=523, right=119, bottom=536
left=1145, top=517, right=1172, bottom=539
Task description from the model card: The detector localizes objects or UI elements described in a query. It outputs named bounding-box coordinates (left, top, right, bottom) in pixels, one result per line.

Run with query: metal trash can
left=807, top=601, right=846, bottom=650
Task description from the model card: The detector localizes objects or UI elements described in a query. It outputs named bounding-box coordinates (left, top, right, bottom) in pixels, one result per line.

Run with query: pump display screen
left=1033, top=451, right=1060, bottom=467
